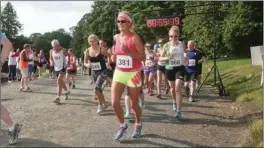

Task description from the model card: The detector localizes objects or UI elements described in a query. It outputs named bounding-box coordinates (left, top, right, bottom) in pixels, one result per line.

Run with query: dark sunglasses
left=117, top=20, right=128, bottom=24
left=169, top=35, right=179, bottom=38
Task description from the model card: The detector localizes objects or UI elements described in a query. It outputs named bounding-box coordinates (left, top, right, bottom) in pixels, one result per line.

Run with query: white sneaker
left=97, top=104, right=106, bottom=114
left=8, top=81, right=12, bottom=83
left=189, top=97, right=194, bottom=102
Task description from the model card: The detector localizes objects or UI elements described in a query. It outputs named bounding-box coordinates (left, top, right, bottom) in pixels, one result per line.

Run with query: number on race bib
left=116, top=55, right=133, bottom=68
left=91, top=62, right=102, bottom=70
left=169, top=59, right=181, bottom=67
left=189, top=59, right=196, bottom=66
left=145, top=60, right=154, bottom=67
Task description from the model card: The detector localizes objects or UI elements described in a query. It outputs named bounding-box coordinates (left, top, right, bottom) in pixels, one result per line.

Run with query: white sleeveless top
left=145, top=51, right=155, bottom=67
left=168, top=41, right=185, bottom=67
left=52, top=50, right=66, bottom=71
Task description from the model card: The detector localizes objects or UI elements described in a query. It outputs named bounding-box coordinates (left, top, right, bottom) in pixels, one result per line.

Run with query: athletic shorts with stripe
left=124, top=70, right=144, bottom=96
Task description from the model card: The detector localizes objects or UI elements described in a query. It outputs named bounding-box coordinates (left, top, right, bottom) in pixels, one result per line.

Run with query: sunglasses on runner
left=169, top=35, right=179, bottom=38
left=117, top=20, right=128, bottom=24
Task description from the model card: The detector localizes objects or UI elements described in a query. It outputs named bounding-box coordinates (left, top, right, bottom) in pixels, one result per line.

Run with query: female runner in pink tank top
left=111, top=11, right=145, bottom=140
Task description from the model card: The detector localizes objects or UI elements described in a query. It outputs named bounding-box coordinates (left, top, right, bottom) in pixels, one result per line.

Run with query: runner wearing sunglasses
left=111, top=11, right=145, bottom=140
left=159, top=26, right=188, bottom=120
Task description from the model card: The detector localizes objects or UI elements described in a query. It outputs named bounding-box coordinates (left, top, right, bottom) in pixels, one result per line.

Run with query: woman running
left=156, top=38, right=170, bottom=98
left=143, top=43, right=157, bottom=96
left=111, top=11, right=145, bottom=140
left=83, top=34, right=111, bottom=114
left=159, top=25, right=188, bottom=120
left=37, top=50, right=47, bottom=78
left=66, top=49, right=77, bottom=89
left=49, top=39, right=70, bottom=104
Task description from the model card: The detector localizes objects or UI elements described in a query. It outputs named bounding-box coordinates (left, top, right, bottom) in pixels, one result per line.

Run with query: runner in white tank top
left=49, top=39, right=70, bottom=104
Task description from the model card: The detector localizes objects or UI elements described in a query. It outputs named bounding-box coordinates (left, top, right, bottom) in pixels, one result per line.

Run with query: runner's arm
left=49, top=49, right=54, bottom=66
left=159, top=44, right=170, bottom=61
left=83, top=49, right=90, bottom=68
left=130, top=34, right=146, bottom=61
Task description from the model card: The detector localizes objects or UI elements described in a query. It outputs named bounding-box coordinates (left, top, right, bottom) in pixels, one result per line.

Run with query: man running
left=184, top=40, right=203, bottom=102
left=194, top=41, right=209, bottom=87
left=0, top=32, right=21, bottom=145
left=49, top=39, right=70, bottom=104
left=19, top=44, right=33, bottom=92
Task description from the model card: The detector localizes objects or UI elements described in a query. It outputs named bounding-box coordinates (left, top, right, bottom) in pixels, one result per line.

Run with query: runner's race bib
left=145, top=60, right=154, bottom=67
left=169, top=58, right=181, bottom=67
left=189, top=59, right=196, bottom=66
left=158, top=61, right=166, bottom=66
left=116, top=55, right=133, bottom=68
left=91, top=62, right=102, bottom=70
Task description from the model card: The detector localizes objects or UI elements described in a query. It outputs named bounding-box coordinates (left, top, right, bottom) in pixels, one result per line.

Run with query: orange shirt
left=20, top=49, right=29, bottom=69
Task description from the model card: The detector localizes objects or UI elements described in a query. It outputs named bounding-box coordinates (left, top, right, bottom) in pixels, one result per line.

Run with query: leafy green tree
left=1, top=2, right=22, bottom=38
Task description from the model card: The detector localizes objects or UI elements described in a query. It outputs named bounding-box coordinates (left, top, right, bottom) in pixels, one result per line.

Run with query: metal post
left=213, top=2, right=217, bottom=86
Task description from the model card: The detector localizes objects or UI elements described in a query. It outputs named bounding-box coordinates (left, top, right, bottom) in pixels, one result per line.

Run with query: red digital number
left=163, top=18, right=169, bottom=26
left=157, top=19, right=163, bottom=27
left=151, top=19, right=157, bottom=28
left=173, top=17, right=180, bottom=25
left=147, top=19, right=152, bottom=28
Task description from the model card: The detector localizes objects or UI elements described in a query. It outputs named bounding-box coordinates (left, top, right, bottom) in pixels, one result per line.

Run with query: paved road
left=0, top=75, right=247, bottom=147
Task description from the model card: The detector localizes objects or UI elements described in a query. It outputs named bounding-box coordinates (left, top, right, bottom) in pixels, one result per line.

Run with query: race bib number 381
left=116, top=55, right=133, bottom=68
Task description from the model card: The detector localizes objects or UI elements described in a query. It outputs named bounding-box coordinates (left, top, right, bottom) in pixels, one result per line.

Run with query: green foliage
left=1, top=2, right=22, bottom=38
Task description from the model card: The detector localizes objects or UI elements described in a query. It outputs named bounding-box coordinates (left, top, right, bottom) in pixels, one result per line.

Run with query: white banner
left=250, top=46, right=263, bottom=66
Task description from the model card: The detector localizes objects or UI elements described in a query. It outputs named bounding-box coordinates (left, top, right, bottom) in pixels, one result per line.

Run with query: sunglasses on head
left=169, top=35, right=179, bottom=38
left=117, top=20, right=128, bottom=24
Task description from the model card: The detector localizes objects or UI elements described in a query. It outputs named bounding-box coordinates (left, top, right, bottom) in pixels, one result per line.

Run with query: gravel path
left=0, top=75, right=249, bottom=147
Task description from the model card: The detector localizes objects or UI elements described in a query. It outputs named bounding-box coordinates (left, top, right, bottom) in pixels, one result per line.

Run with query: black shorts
left=157, top=65, right=166, bottom=74
left=165, top=65, right=185, bottom=81
left=184, top=71, right=198, bottom=82
left=124, top=70, right=144, bottom=95
left=67, top=69, right=77, bottom=75
left=55, top=68, right=66, bottom=77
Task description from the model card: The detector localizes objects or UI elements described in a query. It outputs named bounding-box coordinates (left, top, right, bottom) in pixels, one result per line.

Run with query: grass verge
left=201, top=58, right=262, bottom=147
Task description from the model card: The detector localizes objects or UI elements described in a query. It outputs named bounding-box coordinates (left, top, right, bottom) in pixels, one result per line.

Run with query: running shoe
left=72, top=85, right=76, bottom=89
left=175, top=111, right=182, bottom=120
left=24, top=87, right=32, bottom=92
left=124, top=113, right=132, bottom=119
left=156, top=94, right=161, bottom=99
left=139, top=101, right=145, bottom=109
left=97, top=104, right=106, bottom=114
left=8, top=123, right=21, bottom=145
left=19, top=87, right=23, bottom=92
left=173, top=103, right=177, bottom=112
left=53, top=97, right=60, bottom=104
left=189, top=96, right=194, bottom=102
left=115, top=123, right=128, bottom=141
left=64, top=91, right=70, bottom=100
left=132, top=124, right=142, bottom=138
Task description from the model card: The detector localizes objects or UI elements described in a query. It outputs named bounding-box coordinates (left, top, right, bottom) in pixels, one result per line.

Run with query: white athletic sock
left=121, top=122, right=126, bottom=127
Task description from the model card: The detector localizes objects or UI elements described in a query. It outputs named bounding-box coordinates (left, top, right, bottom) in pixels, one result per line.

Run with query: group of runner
left=0, top=10, right=210, bottom=144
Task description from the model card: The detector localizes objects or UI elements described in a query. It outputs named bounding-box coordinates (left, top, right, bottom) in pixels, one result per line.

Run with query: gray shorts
left=92, top=69, right=107, bottom=92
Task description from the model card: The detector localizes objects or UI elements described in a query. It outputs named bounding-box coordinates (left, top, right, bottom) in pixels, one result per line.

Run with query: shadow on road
left=0, top=130, right=67, bottom=147
left=121, top=134, right=208, bottom=147
left=30, top=91, right=93, bottom=97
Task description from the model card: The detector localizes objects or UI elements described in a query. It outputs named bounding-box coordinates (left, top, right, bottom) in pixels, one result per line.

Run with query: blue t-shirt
left=186, top=49, right=203, bottom=73
left=0, top=32, right=6, bottom=41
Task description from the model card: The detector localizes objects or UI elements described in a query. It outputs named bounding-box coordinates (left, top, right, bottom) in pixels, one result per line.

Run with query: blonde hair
left=169, top=25, right=180, bottom=35
left=119, top=11, right=134, bottom=32
left=88, top=34, right=99, bottom=42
